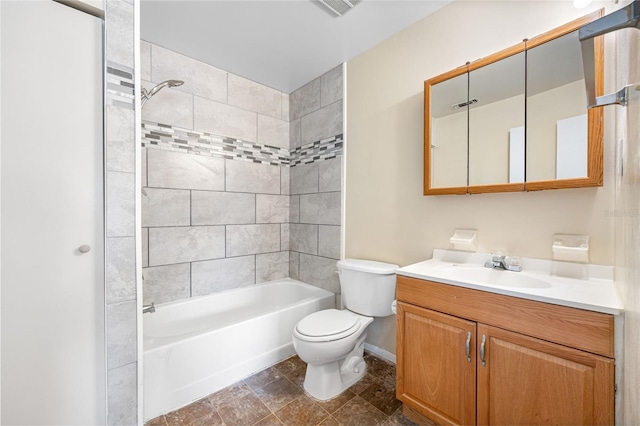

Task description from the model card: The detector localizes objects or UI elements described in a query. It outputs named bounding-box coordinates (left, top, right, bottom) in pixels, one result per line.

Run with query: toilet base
left=302, top=333, right=368, bottom=401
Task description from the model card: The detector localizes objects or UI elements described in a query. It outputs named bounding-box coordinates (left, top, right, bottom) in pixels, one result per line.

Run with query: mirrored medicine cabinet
left=424, top=10, right=604, bottom=196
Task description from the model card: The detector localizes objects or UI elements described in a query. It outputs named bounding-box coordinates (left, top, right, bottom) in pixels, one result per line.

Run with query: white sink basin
left=436, top=264, right=552, bottom=289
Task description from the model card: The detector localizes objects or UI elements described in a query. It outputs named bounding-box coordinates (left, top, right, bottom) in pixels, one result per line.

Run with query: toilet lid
left=296, top=309, right=359, bottom=338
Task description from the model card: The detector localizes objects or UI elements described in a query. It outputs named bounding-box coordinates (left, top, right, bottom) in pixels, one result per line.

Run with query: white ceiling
left=140, top=0, right=450, bottom=93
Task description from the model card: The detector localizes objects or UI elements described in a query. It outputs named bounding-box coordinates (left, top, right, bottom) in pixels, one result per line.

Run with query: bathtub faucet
left=143, top=302, right=156, bottom=314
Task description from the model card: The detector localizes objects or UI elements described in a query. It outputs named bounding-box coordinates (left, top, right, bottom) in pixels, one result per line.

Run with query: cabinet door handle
left=465, top=331, right=472, bottom=362
left=480, top=335, right=487, bottom=367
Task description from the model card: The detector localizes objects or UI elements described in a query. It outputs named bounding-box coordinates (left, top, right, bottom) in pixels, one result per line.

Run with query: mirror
left=424, top=11, right=603, bottom=195
left=468, top=52, right=526, bottom=187
left=429, top=72, right=468, bottom=191
left=525, top=28, right=603, bottom=189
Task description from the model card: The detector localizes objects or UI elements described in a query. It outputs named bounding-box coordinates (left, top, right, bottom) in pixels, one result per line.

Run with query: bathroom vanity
left=395, top=250, right=622, bottom=426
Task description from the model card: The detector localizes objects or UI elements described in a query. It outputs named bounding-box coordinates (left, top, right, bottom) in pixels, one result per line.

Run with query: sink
left=436, top=264, right=552, bottom=289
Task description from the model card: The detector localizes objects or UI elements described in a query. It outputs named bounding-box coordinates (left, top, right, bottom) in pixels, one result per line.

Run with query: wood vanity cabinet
left=396, top=275, right=615, bottom=426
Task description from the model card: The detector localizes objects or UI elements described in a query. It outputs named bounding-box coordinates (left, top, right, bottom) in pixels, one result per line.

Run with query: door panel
left=477, top=324, right=614, bottom=426
left=1, top=1, right=105, bottom=424
left=397, top=302, right=476, bottom=426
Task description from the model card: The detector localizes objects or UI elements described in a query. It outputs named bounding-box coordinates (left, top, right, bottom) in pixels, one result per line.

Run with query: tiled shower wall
left=140, top=41, right=343, bottom=305
left=105, top=0, right=137, bottom=424
left=289, top=68, right=344, bottom=293
left=140, top=41, right=291, bottom=304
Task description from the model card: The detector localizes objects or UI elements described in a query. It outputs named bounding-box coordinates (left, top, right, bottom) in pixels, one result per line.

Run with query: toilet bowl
left=292, top=309, right=374, bottom=400
left=292, top=259, right=398, bottom=401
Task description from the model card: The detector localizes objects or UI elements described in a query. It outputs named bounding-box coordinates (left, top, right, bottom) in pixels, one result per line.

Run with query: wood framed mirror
left=424, top=10, right=604, bottom=196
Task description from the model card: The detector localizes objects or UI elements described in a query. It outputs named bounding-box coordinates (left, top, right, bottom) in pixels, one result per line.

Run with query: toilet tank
left=337, top=259, right=399, bottom=317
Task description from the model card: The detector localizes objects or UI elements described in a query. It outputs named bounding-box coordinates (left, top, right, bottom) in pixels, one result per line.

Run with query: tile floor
left=145, top=352, right=418, bottom=426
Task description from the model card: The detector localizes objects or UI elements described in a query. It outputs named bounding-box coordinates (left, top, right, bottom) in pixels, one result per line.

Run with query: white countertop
left=396, top=249, right=624, bottom=315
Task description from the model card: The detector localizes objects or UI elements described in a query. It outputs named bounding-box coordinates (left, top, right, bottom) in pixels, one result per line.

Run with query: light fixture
left=450, top=98, right=479, bottom=109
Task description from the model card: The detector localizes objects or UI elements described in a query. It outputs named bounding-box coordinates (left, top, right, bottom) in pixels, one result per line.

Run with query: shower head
left=141, top=79, right=184, bottom=107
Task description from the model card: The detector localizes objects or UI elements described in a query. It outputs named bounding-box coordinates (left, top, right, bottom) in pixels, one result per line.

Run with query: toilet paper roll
left=391, top=300, right=397, bottom=315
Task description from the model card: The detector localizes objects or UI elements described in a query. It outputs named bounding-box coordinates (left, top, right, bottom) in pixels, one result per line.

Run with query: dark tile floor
left=146, top=352, right=417, bottom=426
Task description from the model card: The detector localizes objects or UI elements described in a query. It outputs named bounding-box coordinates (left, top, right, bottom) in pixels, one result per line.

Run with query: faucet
left=143, top=302, right=156, bottom=314
left=484, top=255, right=522, bottom=272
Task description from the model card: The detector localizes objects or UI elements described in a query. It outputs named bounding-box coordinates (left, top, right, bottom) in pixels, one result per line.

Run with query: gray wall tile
left=147, top=149, right=224, bottom=191
left=106, top=105, right=135, bottom=173
left=107, top=300, right=136, bottom=370
left=107, top=363, right=137, bottom=426
left=299, top=254, right=340, bottom=293
left=256, top=251, right=289, bottom=283
left=256, top=194, right=289, bottom=223
left=228, top=74, right=281, bottom=119
left=142, top=228, right=149, bottom=268
left=141, top=147, right=147, bottom=187
left=281, top=223, right=290, bottom=251
left=281, top=166, right=290, bottom=195
left=320, top=65, right=344, bottom=107
left=301, top=100, right=343, bottom=145
left=106, top=171, right=135, bottom=237
left=142, top=263, right=190, bottom=305
left=152, top=44, right=227, bottom=103
left=191, top=191, right=255, bottom=225
left=290, top=163, right=318, bottom=195
left=290, top=251, right=300, bottom=280
left=142, top=80, right=193, bottom=129
left=106, top=237, right=136, bottom=303
left=226, top=160, right=280, bottom=194
left=226, top=224, right=281, bottom=257
left=319, top=225, right=341, bottom=260
left=290, top=119, right=302, bottom=149
left=319, top=157, right=342, bottom=193
left=290, top=78, right=320, bottom=121
left=194, top=97, right=257, bottom=142
left=142, top=188, right=190, bottom=227
left=105, top=1, right=133, bottom=67
left=149, top=226, right=225, bottom=266
left=300, top=192, right=341, bottom=225
left=281, top=93, right=290, bottom=121
left=290, top=223, right=318, bottom=255
left=257, top=115, right=289, bottom=149
left=140, top=40, right=151, bottom=81
left=191, top=256, right=255, bottom=296
left=290, top=195, right=300, bottom=223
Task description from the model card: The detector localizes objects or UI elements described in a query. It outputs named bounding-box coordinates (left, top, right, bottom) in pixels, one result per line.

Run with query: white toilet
left=292, top=259, right=398, bottom=401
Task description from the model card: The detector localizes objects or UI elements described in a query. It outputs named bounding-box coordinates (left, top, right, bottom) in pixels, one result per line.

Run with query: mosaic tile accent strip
left=106, top=61, right=134, bottom=110
left=290, top=135, right=343, bottom=167
left=142, top=121, right=343, bottom=167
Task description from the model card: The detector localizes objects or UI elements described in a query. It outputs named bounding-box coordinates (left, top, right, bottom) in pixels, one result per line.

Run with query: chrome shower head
left=141, top=79, right=184, bottom=107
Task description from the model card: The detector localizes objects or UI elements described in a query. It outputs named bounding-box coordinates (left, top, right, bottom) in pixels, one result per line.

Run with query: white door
left=1, top=1, right=105, bottom=424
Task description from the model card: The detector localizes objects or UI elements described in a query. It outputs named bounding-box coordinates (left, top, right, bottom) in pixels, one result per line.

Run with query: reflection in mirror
left=468, top=52, right=526, bottom=186
left=430, top=73, right=468, bottom=188
left=527, top=30, right=588, bottom=181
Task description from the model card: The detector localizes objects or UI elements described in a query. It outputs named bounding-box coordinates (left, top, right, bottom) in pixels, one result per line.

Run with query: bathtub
left=143, top=278, right=335, bottom=421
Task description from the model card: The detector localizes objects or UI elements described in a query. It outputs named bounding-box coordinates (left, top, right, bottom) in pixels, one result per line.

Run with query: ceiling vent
left=317, top=0, right=362, bottom=17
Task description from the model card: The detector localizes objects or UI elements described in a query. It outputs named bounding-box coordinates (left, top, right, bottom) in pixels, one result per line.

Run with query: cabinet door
left=477, top=324, right=614, bottom=426
left=397, top=302, right=476, bottom=426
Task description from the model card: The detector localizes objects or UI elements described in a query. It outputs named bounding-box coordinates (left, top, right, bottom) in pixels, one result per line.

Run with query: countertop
left=396, top=249, right=624, bottom=315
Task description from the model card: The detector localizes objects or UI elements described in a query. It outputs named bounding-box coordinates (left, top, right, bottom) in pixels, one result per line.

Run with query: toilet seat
left=295, top=309, right=361, bottom=342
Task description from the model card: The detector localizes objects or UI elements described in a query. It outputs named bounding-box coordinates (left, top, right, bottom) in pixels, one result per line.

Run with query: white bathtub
left=143, top=278, right=335, bottom=421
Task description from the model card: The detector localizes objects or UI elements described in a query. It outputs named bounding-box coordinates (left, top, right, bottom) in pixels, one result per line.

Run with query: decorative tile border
left=142, top=121, right=342, bottom=167
left=106, top=61, right=134, bottom=110
left=290, top=135, right=343, bottom=167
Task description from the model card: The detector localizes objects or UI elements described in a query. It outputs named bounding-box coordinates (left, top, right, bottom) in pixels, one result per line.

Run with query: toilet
left=292, top=259, right=399, bottom=401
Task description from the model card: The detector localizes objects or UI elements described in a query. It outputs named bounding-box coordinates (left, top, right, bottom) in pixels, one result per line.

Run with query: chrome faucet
left=143, top=302, right=156, bottom=314
left=484, top=255, right=522, bottom=272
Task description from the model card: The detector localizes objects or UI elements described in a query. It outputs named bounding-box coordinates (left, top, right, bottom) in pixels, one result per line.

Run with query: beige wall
left=346, top=0, right=616, bottom=354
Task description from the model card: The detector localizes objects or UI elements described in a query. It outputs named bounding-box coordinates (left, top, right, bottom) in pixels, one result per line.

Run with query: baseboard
left=364, top=343, right=396, bottom=364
